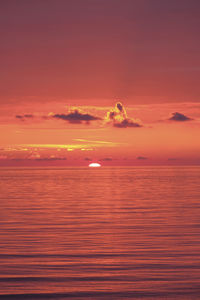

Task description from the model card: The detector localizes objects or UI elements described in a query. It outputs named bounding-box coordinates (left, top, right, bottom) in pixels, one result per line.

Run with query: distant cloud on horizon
left=137, top=156, right=148, bottom=160
left=99, top=157, right=112, bottom=161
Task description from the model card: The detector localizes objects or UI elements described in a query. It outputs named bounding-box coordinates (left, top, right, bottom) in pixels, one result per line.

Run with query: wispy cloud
left=0, top=139, right=119, bottom=160
left=74, top=138, right=119, bottom=146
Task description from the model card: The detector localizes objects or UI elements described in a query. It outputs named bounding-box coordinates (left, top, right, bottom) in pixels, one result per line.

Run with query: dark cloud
left=114, top=119, right=142, bottom=128
left=53, top=109, right=101, bottom=124
left=169, top=112, right=193, bottom=122
left=84, top=157, right=92, bottom=161
left=116, top=102, right=123, bottom=112
left=137, top=156, right=148, bottom=160
left=16, top=114, right=34, bottom=120
left=24, top=114, right=34, bottom=118
left=109, top=111, right=116, bottom=120
left=106, top=102, right=142, bottom=128
left=99, top=157, right=112, bottom=161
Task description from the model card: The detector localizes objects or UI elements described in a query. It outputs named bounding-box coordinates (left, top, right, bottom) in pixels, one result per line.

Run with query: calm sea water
left=0, top=166, right=200, bottom=299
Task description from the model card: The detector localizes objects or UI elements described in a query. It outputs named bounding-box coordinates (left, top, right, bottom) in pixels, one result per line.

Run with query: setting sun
left=89, top=163, right=101, bottom=167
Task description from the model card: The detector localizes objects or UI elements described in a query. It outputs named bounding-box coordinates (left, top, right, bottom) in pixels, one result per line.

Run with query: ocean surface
left=0, top=166, right=200, bottom=299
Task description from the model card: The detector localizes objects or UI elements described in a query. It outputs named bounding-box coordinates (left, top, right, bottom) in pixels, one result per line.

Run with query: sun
left=89, top=163, right=101, bottom=167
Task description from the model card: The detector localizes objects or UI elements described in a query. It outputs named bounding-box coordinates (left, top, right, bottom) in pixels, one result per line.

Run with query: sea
left=0, top=166, right=200, bottom=299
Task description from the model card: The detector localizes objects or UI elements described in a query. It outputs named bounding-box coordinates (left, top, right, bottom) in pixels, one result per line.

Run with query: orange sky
left=0, top=1, right=200, bottom=166
left=0, top=101, right=200, bottom=166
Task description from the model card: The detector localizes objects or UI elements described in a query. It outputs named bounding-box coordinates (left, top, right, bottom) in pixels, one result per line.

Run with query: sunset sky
left=0, top=0, right=200, bottom=166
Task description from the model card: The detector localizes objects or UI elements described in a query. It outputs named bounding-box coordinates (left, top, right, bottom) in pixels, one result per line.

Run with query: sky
left=0, top=0, right=200, bottom=166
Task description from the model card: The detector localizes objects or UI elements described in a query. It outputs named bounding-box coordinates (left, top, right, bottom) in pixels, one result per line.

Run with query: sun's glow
left=89, top=163, right=101, bottom=167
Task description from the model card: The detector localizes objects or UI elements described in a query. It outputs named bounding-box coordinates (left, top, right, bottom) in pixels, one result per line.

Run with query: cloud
left=168, top=112, right=193, bottom=122
left=14, top=104, right=142, bottom=128
left=99, top=157, right=112, bottom=161
left=53, top=108, right=101, bottom=124
left=16, top=114, right=34, bottom=120
left=114, top=119, right=141, bottom=128
left=105, top=102, right=142, bottom=128
left=137, top=156, right=148, bottom=160
left=116, top=102, right=123, bottom=112
left=74, top=139, right=121, bottom=148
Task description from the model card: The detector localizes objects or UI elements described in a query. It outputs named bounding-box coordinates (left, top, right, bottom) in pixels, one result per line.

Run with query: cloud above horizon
left=16, top=114, right=34, bottom=121
left=137, top=156, right=148, bottom=160
left=52, top=108, right=101, bottom=124
left=12, top=103, right=199, bottom=130
left=168, top=112, right=193, bottom=122
left=105, top=102, right=142, bottom=128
